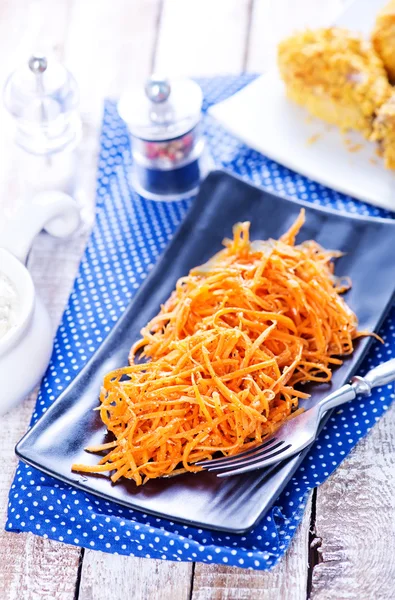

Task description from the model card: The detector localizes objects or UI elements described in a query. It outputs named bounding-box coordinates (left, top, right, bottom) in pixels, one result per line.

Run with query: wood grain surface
left=0, top=1, right=394, bottom=599
left=0, top=3, right=83, bottom=599
left=311, top=402, right=395, bottom=600
left=79, top=554, right=192, bottom=600
left=191, top=494, right=313, bottom=600
left=155, top=0, right=252, bottom=75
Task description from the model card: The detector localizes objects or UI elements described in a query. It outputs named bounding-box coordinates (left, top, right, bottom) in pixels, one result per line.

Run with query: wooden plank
left=0, top=0, right=70, bottom=71
left=0, top=384, right=81, bottom=600
left=310, top=402, right=395, bottom=599
left=63, top=1, right=194, bottom=596
left=247, top=0, right=346, bottom=73
left=191, top=493, right=312, bottom=600
left=0, top=520, right=80, bottom=600
left=245, top=2, right=395, bottom=599
left=154, top=0, right=251, bottom=76
left=76, top=0, right=251, bottom=595
left=78, top=553, right=192, bottom=600
left=153, top=3, right=312, bottom=599
left=65, top=0, right=163, bottom=120
left=0, top=2, right=85, bottom=599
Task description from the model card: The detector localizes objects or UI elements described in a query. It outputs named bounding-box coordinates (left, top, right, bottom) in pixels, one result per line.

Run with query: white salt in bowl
left=0, top=248, right=52, bottom=415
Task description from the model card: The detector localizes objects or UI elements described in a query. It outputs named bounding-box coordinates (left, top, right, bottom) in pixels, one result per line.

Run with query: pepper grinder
left=3, top=54, right=82, bottom=200
left=118, top=75, right=208, bottom=201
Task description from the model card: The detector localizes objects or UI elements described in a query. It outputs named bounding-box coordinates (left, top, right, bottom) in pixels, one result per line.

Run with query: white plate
left=209, top=0, right=395, bottom=212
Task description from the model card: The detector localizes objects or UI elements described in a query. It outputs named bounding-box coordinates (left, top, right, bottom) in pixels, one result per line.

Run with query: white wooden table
left=1, top=1, right=394, bottom=598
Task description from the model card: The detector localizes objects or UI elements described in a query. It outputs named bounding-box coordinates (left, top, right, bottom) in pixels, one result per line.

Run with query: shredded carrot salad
left=72, top=210, right=361, bottom=485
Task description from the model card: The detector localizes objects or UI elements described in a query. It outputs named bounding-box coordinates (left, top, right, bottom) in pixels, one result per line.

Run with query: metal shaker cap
left=118, top=75, right=203, bottom=141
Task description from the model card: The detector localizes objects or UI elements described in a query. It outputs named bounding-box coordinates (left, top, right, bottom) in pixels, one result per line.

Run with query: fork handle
left=318, top=357, right=395, bottom=415
left=357, top=357, right=395, bottom=390
left=317, top=384, right=356, bottom=416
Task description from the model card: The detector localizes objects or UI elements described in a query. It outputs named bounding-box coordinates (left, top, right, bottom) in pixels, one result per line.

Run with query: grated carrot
left=72, top=210, right=364, bottom=485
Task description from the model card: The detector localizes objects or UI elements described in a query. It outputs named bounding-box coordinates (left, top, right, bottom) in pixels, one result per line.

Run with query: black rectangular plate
left=16, top=170, right=395, bottom=533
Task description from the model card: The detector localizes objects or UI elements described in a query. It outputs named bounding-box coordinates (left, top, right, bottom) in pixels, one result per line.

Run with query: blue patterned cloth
left=6, top=76, right=395, bottom=570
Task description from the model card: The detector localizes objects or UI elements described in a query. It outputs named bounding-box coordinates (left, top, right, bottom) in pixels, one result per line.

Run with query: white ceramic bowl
left=0, top=249, right=53, bottom=415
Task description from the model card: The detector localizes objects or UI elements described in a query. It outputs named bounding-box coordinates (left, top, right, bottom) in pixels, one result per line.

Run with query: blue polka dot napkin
left=6, top=76, right=395, bottom=570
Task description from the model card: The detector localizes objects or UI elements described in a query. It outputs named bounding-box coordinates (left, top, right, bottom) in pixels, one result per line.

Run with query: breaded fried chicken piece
left=372, top=95, right=395, bottom=169
left=278, top=27, right=391, bottom=139
left=372, top=0, right=395, bottom=83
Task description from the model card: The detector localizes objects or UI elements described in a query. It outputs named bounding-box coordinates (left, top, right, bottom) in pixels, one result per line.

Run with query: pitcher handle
left=0, top=191, right=80, bottom=263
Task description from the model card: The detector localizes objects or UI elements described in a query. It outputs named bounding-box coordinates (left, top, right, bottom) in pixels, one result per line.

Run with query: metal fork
left=197, top=358, right=395, bottom=477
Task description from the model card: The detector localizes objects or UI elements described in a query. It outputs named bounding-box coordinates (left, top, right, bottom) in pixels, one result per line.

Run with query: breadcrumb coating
left=372, top=96, right=395, bottom=169
left=278, top=28, right=391, bottom=139
left=372, top=0, right=395, bottom=83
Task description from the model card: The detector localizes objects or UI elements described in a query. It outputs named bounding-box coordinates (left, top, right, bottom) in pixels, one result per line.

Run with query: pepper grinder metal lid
left=118, top=74, right=203, bottom=142
left=3, top=54, right=81, bottom=155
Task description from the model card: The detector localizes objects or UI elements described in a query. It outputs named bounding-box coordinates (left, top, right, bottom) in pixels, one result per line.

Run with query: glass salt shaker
left=118, top=75, right=207, bottom=201
left=3, top=54, right=82, bottom=200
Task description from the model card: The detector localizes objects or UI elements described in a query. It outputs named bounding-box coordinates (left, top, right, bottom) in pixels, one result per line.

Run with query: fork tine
left=205, top=440, right=287, bottom=471
left=216, top=444, right=293, bottom=477
left=196, top=435, right=278, bottom=468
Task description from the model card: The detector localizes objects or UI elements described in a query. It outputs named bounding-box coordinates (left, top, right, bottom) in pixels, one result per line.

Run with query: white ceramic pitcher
left=0, top=192, right=80, bottom=415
